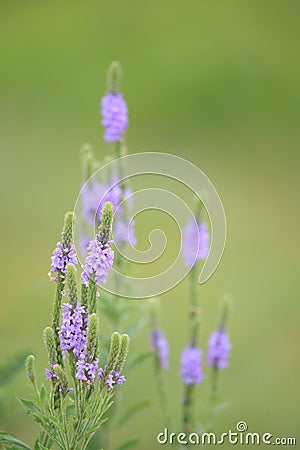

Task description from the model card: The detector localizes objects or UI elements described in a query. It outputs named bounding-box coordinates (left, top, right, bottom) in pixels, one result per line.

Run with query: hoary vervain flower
left=150, top=329, right=169, bottom=370
left=59, top=303, right=87, bottom=358
left=180, top=346, right=204, bottom=385
left=101, top=94, right=128, bottom=143
left=182, top=219, right=210, bottom=267
left=82, top=202, right=114, bottom=286
left=207, top=329, right=231, bottom=370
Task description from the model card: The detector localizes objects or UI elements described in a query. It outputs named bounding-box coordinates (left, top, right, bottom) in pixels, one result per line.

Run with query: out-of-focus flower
left=101, top=93, right=129, bottom=142
left=150, top=329, right=169, bottom=369
left=180, top=346, right=204, bottom=385
left=182, top=219, right=210, bottom=267
left=207, top=329, right=231, bottom=370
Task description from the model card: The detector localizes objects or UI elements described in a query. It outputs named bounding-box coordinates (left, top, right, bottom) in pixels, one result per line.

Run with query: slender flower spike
left=182, top=219, right=210, bottom=267
left=150, top=329, right=169, bottom=370
left=180, top=347, right=204, bottom=385
left=207, top=329, right=232, bottom=370
left=43, top=327, right=57, bottom=367
left=82, top=202, right=114, bottom=286
left=49, top=212, right=78, bottom=278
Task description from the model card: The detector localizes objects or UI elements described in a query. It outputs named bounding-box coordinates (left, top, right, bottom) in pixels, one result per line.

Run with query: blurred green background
left=0, top=1, right=299, bottom=448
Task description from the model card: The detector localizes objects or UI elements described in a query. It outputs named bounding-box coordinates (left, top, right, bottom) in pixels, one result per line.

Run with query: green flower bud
left=98, top=201, right=114, bottom=246
left=101, top=332, right=121, bottom=385
left=107, top=61, right=121, bottom=94
left=66, top=263, right=78, bottom=306
left=86, top=313, right=98, bottom=359
left=43, top=327, right=57, bottom=367
left=115, top=334, right=130, bottom=373
left=25, top=355, right=36, bottom=386
left=62, top=211, right=75, bottom=250
left=81, top=283, right=89, bottom=310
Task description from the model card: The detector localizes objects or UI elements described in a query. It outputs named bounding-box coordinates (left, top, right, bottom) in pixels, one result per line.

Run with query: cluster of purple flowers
left=76, top=356, right=99, bottom=383
left=150, top=329, right=169, bottom=370
left=59, top=303, right=87, bottom=358
left=81, top=238, right=114, bottom=285
left=98, top=367, right=126, bottom=390
left=49, top=241, right=78, bottom=278
left=180, top=347, right=204, bottom=385
left=207, top=329, right=231, bottom=369
left=182, top=219, right=210, bottom=267
left=101, top=93, right=129, bottom=142
left=56, top=302, right=127, bottom=388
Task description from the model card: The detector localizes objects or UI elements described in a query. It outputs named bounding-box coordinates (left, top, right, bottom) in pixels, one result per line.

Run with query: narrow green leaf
left=0, top=432, right=32, bottom=449
left=39, top=385, right=47, bottom=406
left=17, top=396, right=40, bottom=415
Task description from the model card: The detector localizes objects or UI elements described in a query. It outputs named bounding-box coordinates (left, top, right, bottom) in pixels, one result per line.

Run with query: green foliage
left=0, top=432, right=32, bottom=450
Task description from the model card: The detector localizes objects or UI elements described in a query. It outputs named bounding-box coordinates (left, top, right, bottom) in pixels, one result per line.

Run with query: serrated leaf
left=0, top=432, right=32, bottom=449
left=118, top=400, right=151, bottom=427
left=114, top=438, right=140, bottom=450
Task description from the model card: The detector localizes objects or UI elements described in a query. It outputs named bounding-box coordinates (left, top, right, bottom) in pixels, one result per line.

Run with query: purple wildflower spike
left=49, top=241, right=77, bottom=278
left=180, top=347, right=204, bottom=385
left=81, top=239, right=114, bottom=286
left=59, top=303, right=87, bottom=358
left=150, top=329, right=169, bottom=370
left=101, top=93, right=129, bottom=142
left=182, top=219, right=210, bottom=267
left=207, top=329, right=232, bottom=369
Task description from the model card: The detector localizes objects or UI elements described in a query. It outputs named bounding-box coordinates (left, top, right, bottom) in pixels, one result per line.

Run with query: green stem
left=182, top=265, right=200, bottom=434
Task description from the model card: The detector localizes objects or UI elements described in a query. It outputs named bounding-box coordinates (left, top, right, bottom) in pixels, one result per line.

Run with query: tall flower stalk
left=180, top=201, right=208, bottom=433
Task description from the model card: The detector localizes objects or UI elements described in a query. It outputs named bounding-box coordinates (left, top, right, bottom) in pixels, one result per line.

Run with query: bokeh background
left=1, top=1, right=299, bottom=449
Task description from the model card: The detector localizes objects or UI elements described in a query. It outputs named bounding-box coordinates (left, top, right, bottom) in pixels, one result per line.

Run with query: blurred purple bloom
left=150, top=329, right=169, bottom=369
left=207, top=329, right=231, bottom=369
left=49, top=241, right=77, bottom=276
left=182, top=219, right=210, bottom=267
left=81, top=239, right=114, bottom=285
left=101, top=93, right=129, bottom=142
left=113, top=218, right=136, bottom=246
left=59, top=303, right=87, bottom=358
left=81, top=179, right=122, bottom=227
left=180, top=347, right=204, bottom=385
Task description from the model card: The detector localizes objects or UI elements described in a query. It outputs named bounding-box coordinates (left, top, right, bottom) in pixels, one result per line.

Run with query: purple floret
left=49, top=241, right=77, bottom=277
left=59, top=303, right=87, bottom=358
left=101, top=93, right=129, bottom=142
left=207, top=329, right=231, bottom=370
left=182, top=219, right=210, bottom=267
left=150, top=329, right=169, bottom=370
left=81, top=239, right=114, bottom=286
left=180, top=347, right=204, bottom=385
left=76, top=356, right=99, bottom=383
